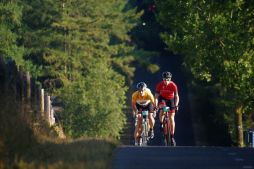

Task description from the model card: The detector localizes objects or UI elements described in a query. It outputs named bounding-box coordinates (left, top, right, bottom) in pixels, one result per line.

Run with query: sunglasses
left=163, top=78, right=170, bottom=81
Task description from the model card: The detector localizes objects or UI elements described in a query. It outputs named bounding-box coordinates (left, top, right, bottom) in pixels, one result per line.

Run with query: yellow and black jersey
left=132, top=88, right=155, bottom=106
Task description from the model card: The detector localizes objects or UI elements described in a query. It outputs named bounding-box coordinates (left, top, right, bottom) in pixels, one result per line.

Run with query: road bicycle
left=161, top=106, right=172, bottom=146
left=138, top=110, right=150, bottom=146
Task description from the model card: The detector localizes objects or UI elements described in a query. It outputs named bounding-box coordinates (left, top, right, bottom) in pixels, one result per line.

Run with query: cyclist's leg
left=159, top=109, right=165, bottom=131
left=166, top=98, right=177, bottom=146
left=166, top=99, right=176, bottom=135
left=169, top=111, right=176, bottom=146
left=148, top=112, right=155, bottom=138
left=168, top=111, right=175, bottom=136
left=134, top=114, right=142, bottom=144
left=158, top=97, right=166, bottom=125
left=148, top=103, right=155, bottom=130
left=159, top=109, right=164, bottom=123
left=148, top=113, right=155, bottom=128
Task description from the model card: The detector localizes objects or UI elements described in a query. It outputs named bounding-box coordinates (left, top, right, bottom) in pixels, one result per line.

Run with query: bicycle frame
left=162, top=106, right=172, bottom=146
left=140, top=110, right=149, bottom=146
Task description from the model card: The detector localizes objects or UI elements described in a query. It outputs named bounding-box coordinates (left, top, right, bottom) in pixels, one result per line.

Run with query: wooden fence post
left=30, top=78, right=37, bottom=110
left=15, top=65, right=22, bottom=100
left=25, top=72, right=31, bottom=100
left=39, top=88, right=45, bottom=116
left=1, top=57, right=61, bottom=135
left=50, top=108, right=55, bottom=126
left=18, top=69, right=25, bottom=99
left=45, top=94, right=51, bottom=124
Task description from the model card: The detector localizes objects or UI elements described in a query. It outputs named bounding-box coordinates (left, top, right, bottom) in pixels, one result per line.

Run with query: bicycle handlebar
left=156, top=105, right=179, bottom=113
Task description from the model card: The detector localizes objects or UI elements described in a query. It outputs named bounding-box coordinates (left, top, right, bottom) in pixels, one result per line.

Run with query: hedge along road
left=112, top=146, right=254, bottom=169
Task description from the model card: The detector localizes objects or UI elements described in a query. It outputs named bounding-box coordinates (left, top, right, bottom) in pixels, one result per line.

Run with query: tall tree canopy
left=0, top=1, right=24, bottom=64
left=156, top=0, right=254, bottom=146
left=16, top=0, right=143, bottom=138
left=0, top=0, right=164, bottom=139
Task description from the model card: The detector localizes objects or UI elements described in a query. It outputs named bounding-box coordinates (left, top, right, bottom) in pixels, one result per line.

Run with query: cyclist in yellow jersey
left=132, top=82, right=155, bottom=145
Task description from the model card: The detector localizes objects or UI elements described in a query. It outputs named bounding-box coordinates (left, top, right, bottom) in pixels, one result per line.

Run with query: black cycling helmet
left=162, top=71, right=172, bottom=79
left=136, top=82, right=147, bottom=90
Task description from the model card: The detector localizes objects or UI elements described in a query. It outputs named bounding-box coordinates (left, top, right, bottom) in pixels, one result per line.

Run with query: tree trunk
left=235, top=105, right=243, bottom=147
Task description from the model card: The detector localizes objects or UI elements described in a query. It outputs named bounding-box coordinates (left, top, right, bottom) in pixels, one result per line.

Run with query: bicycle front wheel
left=141, top=122, right=148, bottom=146
left=163, top=120, right=171, bottom=146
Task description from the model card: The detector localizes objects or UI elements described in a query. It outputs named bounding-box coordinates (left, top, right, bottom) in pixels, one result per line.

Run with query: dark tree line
left=156, top=0, right=254, bottom=146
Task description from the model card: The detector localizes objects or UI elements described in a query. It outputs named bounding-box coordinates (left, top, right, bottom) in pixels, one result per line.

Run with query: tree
left=0, top=1, right=24, bottom=64
left=60, top=57, right=127, bottom=138
left=20, top=0, right=144, bottom=138
left=156, top=0, right=254, bottom=146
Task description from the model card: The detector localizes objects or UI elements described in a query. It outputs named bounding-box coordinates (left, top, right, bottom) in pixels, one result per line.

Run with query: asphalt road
left=112, top=146, right=254, bottom=169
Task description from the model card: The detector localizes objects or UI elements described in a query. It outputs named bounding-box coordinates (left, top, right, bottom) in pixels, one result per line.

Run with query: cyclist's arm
left=174, top=91, right=179, bottom=108
left=131, top=99, right=138, bottom=118
left=154, top=92, right=159, bottom=108
left=131, top=93, right=138, bottom=113
left=172, top=82, right=179, bottom=108
left=132, top=100, right=138, bottom=112
left=155, top=82, right=161, bottom=108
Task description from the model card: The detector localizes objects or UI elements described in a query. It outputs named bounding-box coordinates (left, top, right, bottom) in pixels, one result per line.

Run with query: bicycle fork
left=163, top=114, right=172, bottom=146
left=141, top=118, right=149, bottom=146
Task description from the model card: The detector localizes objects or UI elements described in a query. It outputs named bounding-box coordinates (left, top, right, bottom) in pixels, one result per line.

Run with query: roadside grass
left=14, top=138, right=118, bottom=169
left=0, top=86, right=119, bottom=169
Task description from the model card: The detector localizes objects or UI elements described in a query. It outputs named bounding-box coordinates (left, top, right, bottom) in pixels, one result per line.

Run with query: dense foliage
left=21, top=0, right=142, bottom=138
left=156, top=0, right=254, bottom=145
left=0, top=0, right=146, bottom=138
left=0, top=1, right=24, bottom=64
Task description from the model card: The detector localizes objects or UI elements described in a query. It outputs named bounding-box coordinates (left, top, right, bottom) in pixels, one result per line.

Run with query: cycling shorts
left=158, top=95, right=176, bottom=112
left=136, top=102, right=154, bottom=113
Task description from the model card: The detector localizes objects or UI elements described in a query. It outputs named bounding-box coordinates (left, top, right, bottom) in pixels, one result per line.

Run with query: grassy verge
left=13, top=138, right=117, bottom=169
left=0, top=86, right=118, bottom=169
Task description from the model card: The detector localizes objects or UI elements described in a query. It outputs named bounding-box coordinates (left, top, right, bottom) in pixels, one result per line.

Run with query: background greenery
left=156, top=0, right=254, bottom=145
left=1, top=0, right=254, bottom=158
left=1, top=0, right=152, bottom=139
